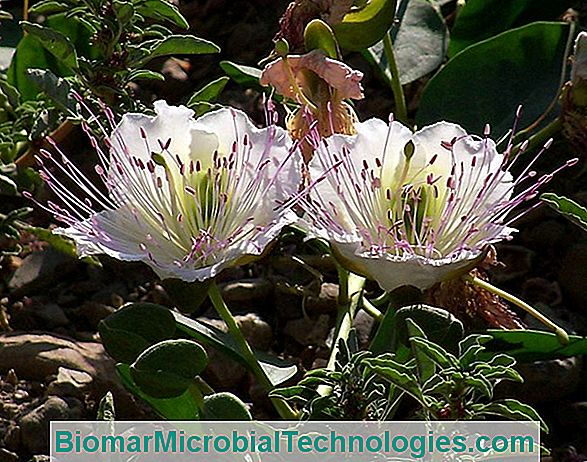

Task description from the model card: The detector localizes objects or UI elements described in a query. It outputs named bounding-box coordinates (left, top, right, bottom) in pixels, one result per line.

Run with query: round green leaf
left=116, top=364, right=201, bottom=419
left=98, top=302, right=176, bottom=363
left=449, top=0, right=573, bottom=57
left=131, top=339, right=208, bottom=399
left=202, top=392, right=252, bottom=421
left=416, top=22, right=570, bottom=136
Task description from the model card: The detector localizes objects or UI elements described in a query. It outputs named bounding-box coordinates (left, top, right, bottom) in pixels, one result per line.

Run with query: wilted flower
left=261, top=49, right=363, bottom=162
left=29, top=102, right=302, bottom=282
left=274, top=0, right=354, bottom=53
left=301, top=117, right=577, bottom=291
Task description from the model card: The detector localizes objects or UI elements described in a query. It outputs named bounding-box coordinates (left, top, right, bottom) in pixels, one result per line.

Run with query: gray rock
left=76, top=301, right=116, bottom=330
left=20, top=397, right=83, bottom=454
left=46, top=367, right=93, bottom=398
left=498, top=356, right=582, bottom=404
left=353, top=309, right=375, bottom=347
left=221, top=279, right=273, bottom=304
left=196, top=314, right=273, bottom=390
left=8, top=248, right=74, bottom=295
left=203, top=350, right=248, bottom=391
left=236, top=313, right=273, bottom=351
left=284, top=314, right=330, bottom=347
left=0, top=448, right=18, bottom=462
left=199, top=314, right=273, bottom=350
left=0, top=333, right=107, bottom=380
left=0, top=333, right=144, bottom=418
left=33, top=303, right=69, bottom=328
left=305, top=283, right=338, bottom=315
left=3, top=425, right=20, bottom=451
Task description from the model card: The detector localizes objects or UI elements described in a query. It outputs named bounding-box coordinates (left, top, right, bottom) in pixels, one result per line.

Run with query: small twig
left=383, top=31, right=408, bottom=126
left=463, top=274, right=569, bottom=345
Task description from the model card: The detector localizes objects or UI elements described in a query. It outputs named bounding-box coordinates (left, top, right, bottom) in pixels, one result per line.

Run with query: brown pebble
left=5, top=369, right=18, bottom=386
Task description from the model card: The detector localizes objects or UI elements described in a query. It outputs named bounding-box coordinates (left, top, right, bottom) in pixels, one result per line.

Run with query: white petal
left=334, top=241, right=479, bottom=291
left=408, top=121, right=467, bottom=180
left=111, top=101, right=196, bottom=165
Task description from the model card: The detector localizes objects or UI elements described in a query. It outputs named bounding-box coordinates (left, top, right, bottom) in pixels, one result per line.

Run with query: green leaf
left=140, top=35, right=220, bottom=65
left=130, top=339, right=208, bottom=398
left=541, top=192, right=587, bottom=232
left=473, top=363, right=522, bottom=383
left=161, top=278, right=212, bottom=314
left=364, top=357, right=424, bottom=403
left=26, top=69, right=77, bottom=115
left=202, top=392, right=252, bottom=420
left=482, top=329, right=587, bottom=362
left=25, top=226, right=78, bottom=258
left=270, top=385, right=316, bottom=400
left=29, top=1, right=69, bottom=15
left=21, top=22, right=78, bottom=70
left=220, top=61, right=262, bottom=88
left=409, top=337, right=460, bottom=369
left=96, top=392, right=115, bottom=420
left=8, top=14, right=92, bottom=100
left=127, top=69, right=166, bottom=82
left=373, top=304, right=464, bottom=356
left=449, top=0, right=572, bottom=57
left=473, top=399, right=547, bottom=431
left=0, top=10, right=13, bottom=20
left=189, top=101, right=223, bottom=117
left=187, top=76, right=229, bottom=106
left=0, top=78, right=20, bottom=108
left=405, top=319, right=435, bottom=383
left=333, top=0, right=398, bottom=51
left=462, top=375, right=493, bottom=398
left=116, top=364, right=201, bottom=419
left=458, top=334, right=493, bottom=367
left=366, top=0, right=448, bottom=85
left=98, top=302, right=177, bottom=363
left=113, top=0, right=134, bottom=26
left=134, top=0, right=190, bottom=29
left=417, top=22, right=570, bottom=136
left=173, top=311, right=297, bottom=386
left=304, top=19, right=338, bottom=58
left=0, top=174, right=17, bottom=195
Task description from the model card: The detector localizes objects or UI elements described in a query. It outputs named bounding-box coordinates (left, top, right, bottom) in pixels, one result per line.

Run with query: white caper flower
left=30, top=102, right=302, bottom=281
left=300, top=116, right=577, bottom=291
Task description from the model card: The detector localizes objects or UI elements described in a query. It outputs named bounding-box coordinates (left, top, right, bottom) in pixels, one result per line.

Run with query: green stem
left=318, top=270, right=366, bottom=396
left=463, top=275, right=569, bottom=345
left=208, top=282, right=297, bottom=419
left=383, top=31, right=408, bottom=126
left=187, top=382, right=206, bottom=411
left=510, top=118, right=562, bottom=158
left=361, top=296, right=383, bottom=321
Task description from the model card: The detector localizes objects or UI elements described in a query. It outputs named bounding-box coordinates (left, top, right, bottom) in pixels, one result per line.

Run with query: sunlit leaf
left=541, top=192, right=587, bottom=232
left=333, top=0, right=397, bottom=51
left=417, top=22, right=570, bottom=136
